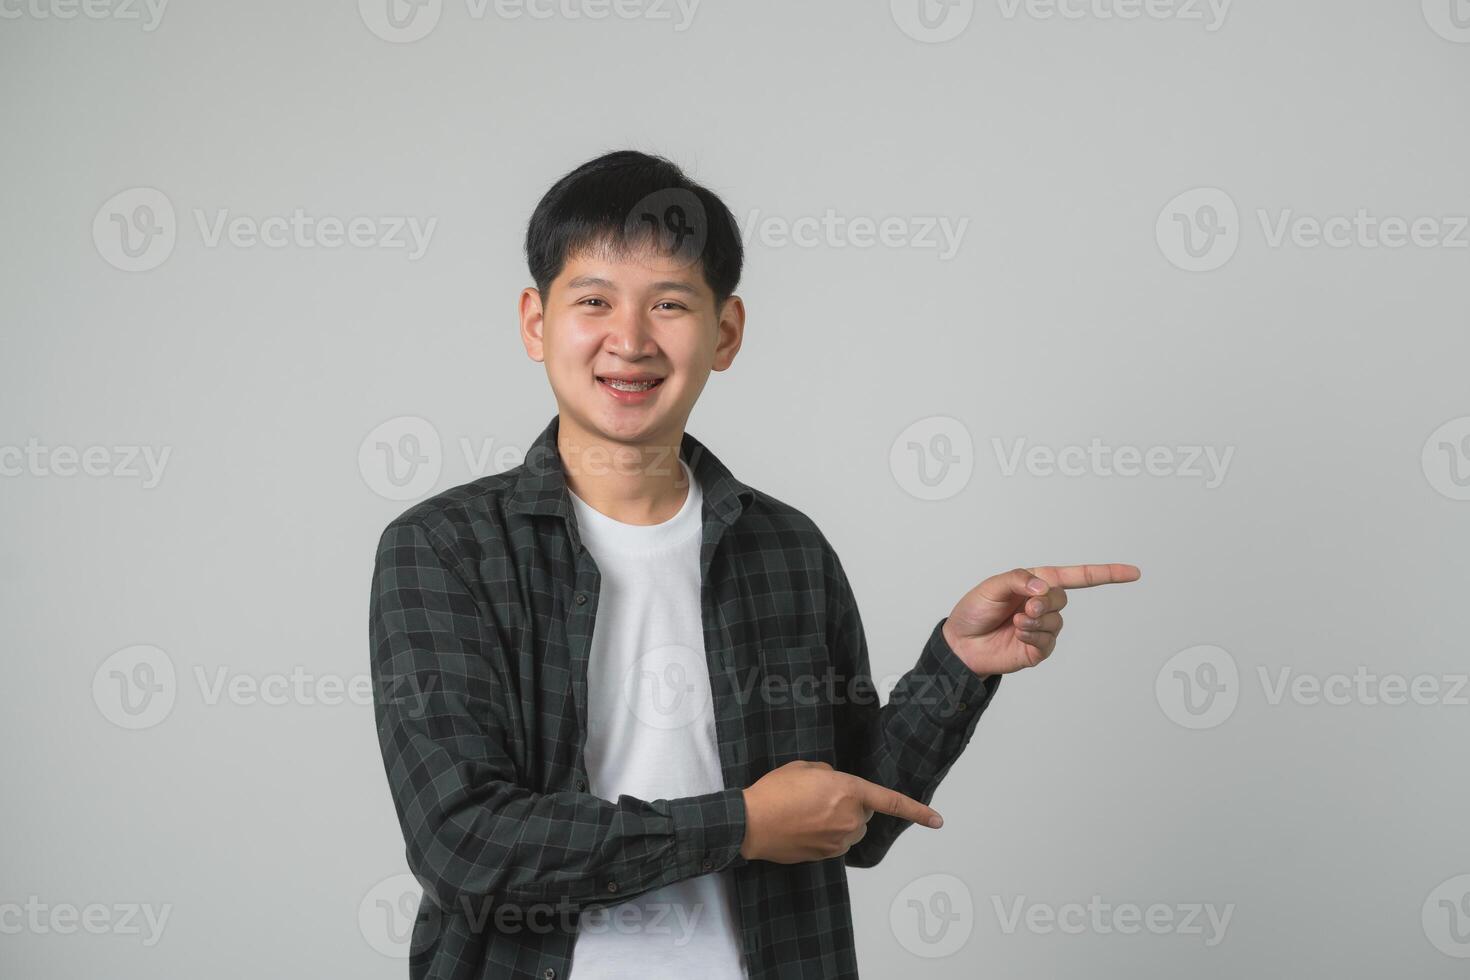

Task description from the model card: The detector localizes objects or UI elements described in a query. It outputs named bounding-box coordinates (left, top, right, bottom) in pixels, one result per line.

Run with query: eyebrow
left=564, top=275, right=700, bottom=296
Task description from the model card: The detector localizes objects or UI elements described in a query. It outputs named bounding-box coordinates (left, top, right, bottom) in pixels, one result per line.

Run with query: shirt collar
left=507, top=413, right=753, bottom=533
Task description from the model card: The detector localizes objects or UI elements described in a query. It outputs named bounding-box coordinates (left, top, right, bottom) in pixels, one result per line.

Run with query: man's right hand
left=738, top=760, right=944, bottom=864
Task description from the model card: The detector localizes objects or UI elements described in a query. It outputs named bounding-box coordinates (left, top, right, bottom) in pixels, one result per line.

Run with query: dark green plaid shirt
left=369, top=413, right=1002, bottom=980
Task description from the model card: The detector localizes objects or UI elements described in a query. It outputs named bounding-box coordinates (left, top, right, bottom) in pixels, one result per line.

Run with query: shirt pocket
left=754, top=643, right=838, bottom=768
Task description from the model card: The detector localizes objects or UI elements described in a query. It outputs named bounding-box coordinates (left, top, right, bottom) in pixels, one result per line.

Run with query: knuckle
left=884, top=788, right=904, bottom=816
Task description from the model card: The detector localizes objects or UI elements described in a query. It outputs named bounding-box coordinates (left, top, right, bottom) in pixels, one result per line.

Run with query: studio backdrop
left=2, top=2, right=1467, bottom=977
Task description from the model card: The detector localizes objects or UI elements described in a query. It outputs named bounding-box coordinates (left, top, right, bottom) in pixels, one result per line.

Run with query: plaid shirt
left=369, top=413, right=1003, bottom=980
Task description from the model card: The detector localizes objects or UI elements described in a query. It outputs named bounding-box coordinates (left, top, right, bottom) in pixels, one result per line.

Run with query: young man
left=368, top=150, right=1140, bottom=980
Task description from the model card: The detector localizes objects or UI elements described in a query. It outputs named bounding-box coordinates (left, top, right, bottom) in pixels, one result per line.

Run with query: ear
left=711, top=294, right=746, bottom=372
left=519, top=286, right=546, bottom=362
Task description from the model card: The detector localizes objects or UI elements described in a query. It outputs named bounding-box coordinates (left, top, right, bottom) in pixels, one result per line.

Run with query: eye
left=579, top=297, right=608, bottom=308
left=654, top=302, right=688, bottom=311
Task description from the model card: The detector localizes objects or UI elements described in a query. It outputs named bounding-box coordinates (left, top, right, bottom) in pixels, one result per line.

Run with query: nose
left=603, top=305, right=658, bottom=359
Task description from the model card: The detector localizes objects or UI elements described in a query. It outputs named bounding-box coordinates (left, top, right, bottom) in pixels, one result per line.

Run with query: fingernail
left=928, top=815, right=944, bottom=828
left=1029, top=579, right=1048, bottom=594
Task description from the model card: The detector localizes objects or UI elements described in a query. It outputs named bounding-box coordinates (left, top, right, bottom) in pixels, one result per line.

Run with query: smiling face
left=520, top=238, right=745, bottom=454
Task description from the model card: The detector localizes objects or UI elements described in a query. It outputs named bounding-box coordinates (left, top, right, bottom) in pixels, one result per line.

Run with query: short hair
left=524, top=149, right=743, bottom=307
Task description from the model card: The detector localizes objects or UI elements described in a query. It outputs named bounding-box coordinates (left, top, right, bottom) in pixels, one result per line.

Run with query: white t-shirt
left=565, top=457, right=748, bottom=980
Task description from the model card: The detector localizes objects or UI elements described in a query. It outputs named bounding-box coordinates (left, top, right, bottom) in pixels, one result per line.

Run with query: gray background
left=3, top=0, right=1468, bottom=976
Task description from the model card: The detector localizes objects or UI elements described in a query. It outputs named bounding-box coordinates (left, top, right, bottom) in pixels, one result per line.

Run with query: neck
left=556, top=415, right=691, bottom=526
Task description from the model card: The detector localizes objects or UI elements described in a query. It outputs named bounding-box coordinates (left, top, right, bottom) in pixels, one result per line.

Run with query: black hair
left=524, top=149, right=743, bottom=307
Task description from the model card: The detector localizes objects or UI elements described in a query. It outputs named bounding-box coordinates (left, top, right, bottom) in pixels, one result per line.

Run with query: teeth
left=605, top=378, right=658, bottom=391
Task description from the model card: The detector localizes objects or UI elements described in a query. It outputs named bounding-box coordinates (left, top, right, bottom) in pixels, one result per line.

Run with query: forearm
left=839, top=616, right=1001, bottom=867
left=382, top=732, right=748, bottom=913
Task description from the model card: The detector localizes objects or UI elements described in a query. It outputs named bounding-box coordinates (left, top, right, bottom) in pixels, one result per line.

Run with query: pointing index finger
left=1028, top=564, right=1142, bottom=589
left=853, top=777, right=944, bottom=829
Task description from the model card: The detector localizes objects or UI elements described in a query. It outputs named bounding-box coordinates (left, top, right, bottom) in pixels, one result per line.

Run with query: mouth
left=596, top=376, right=665, bottom=393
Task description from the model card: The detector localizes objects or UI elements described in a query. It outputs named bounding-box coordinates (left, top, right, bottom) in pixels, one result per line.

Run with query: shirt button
left=701, top=859, right=713, bottom=872
left=574, top=776, right=586, bottom=791
left=574, top=593, right=587, bottom=605
left=957, top=701, right=968, bottom=712
left=606, top=881, right=619, bottom=893
left=543, top=969, right=556, bottom=979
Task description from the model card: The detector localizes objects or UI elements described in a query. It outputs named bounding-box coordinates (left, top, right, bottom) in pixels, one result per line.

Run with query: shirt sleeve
left=369, top=517, right=749, bottom=918
left=818, top=538, right=1002, bottom=868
